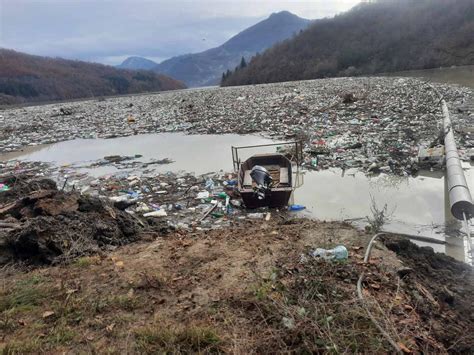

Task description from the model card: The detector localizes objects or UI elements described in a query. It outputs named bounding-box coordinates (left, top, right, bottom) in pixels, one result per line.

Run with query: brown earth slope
left=1, top=216, right=472, bottom=354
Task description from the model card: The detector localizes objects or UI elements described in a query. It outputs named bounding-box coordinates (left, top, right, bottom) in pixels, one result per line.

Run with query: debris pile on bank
left=1, top=153, right=289, bottom=236
left=1, top=77, right=472, bottom=175
left=0, top=175, right=142, bottom=265
left=0, top=158, right=291, bottom=265
left=83, top=170, right=244, bottom=229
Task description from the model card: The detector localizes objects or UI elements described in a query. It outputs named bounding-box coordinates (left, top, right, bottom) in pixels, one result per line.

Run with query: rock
left=42, top=311, right=55, bottom=319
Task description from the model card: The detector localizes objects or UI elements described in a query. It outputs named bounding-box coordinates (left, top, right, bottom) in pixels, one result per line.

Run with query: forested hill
left=0, top=49, right=186, bottom=105
left=222, top=0, right=474, bottom=86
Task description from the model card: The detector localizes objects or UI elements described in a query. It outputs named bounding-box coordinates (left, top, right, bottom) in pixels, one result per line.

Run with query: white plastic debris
left=143, top=210, right=168, bottom=217
left=196, top=191, right=210, bottom=199
left=247, top=213, right=264, bottom=219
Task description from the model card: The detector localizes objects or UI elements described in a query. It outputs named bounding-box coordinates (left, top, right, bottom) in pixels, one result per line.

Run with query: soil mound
left=384, top=237, right=474, bottom=353
left=0, top=174, right=56, bottom=205
left=0, top=176, right=142, bottom=265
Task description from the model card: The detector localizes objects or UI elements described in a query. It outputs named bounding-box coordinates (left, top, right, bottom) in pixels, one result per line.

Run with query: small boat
left=231, top=142, right=302, bottom=209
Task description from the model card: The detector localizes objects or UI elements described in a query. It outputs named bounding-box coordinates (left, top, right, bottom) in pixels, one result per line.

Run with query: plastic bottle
left=205, top=178, right=215, bottom=191
left=310, top=245, right=348, bottom=260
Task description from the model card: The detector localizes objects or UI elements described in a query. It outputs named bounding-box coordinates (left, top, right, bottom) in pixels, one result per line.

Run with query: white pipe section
left=442, top=100, right=473, bottom=220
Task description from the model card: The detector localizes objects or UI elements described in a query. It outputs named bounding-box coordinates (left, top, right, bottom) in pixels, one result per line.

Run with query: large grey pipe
left=442, top=100, right=473, bottom=220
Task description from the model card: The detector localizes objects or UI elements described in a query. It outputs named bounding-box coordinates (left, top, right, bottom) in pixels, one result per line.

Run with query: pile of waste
left=1, top=77, right=472, bottom=175
left=0, top=174, right=142, bottom=265
left=0, top=157, right=298, bottom=247
left=83, top=170, right=244, bottom=229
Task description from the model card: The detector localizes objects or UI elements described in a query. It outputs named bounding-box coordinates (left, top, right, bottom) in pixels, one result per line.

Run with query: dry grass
left=134, top=322, right=222, bottom=354
left=0, top=219, right=468, bottom=353
left=0, top=275, right=51, bottom=313
left=230, top=259, right=396, bottom=353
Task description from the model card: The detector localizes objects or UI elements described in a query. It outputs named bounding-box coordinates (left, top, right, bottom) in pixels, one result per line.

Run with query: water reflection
left=1, top=133, right=276, bottom=175
left=0, top=144, right=49, bottom=161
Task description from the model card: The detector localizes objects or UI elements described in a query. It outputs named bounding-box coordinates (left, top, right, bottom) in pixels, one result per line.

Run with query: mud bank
left=384, top=237, right=473, bottom=352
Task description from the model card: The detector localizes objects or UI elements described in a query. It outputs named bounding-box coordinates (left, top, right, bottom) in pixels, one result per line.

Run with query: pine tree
left=239, top=56, right=247, bottom=69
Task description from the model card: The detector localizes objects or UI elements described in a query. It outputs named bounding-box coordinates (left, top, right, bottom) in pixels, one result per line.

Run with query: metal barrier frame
left=231, top=141, right=303, bottom=172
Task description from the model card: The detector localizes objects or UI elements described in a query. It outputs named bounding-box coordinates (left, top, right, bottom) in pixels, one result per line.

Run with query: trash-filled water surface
left=3, top=132, right=472, bottom=262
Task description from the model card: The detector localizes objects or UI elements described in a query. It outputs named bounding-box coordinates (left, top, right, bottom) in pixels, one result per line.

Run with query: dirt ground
left=1, top=216, right=472, bottom=354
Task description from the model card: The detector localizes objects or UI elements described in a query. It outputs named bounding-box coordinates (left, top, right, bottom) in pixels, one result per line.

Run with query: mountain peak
left=269, top=10, right=296, bottom=19
left=117, top=56, right=158, bottom=70
left=154, top=11, right=312, bottom=87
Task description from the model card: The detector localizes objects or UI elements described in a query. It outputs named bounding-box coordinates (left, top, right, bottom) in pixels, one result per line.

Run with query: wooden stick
left=200, top=203, right=218, bottom=222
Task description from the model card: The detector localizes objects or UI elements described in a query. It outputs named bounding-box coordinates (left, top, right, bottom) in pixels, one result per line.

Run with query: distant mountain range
left=0, top=49, right=185, bottom=105
left=222, top=0, right=474, bottom=86
left=119, top=11, right=312, bottom=87
left=117, top=56, right=158, bottom=70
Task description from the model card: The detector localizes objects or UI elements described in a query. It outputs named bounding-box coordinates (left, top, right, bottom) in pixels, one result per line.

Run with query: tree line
left=0, top=49, right=186, bottom=105
left=221, top=57, right=248, bottom=82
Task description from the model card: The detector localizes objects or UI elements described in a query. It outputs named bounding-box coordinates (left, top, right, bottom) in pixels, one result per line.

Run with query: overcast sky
left=0, top=0, right=360, bottom=65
